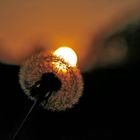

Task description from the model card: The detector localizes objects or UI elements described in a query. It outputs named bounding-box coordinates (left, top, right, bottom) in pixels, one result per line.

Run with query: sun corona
left=53, top=47, right=77, bottom=67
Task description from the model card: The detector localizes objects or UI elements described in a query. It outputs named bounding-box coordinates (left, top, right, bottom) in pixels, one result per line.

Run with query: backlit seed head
left=19, top=51, right=84, bottom=111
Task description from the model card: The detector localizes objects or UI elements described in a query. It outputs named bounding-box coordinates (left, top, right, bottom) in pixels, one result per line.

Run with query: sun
left=53, top=46, right=77, bottom=67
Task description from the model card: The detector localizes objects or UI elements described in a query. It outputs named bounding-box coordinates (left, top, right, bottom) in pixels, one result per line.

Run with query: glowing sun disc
left=53, top=47, right=77, bottom=67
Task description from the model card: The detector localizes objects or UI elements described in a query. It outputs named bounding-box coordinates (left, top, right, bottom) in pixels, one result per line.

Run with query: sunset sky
left=0, top=0, right=140, bottom=69
left=0, top=0, right=112, bottom=47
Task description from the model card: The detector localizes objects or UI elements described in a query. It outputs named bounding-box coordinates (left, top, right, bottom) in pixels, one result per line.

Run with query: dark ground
left=0, top=25, right=140, bottom=140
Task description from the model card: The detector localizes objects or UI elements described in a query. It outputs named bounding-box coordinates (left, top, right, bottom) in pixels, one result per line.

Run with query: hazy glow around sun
left=53, top=47, right=77, bottom=67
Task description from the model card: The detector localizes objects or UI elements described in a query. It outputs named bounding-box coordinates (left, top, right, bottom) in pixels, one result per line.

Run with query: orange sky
left=0, top=0, right=106, bottom=48
left=0, top=0, right=140, bottom=70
